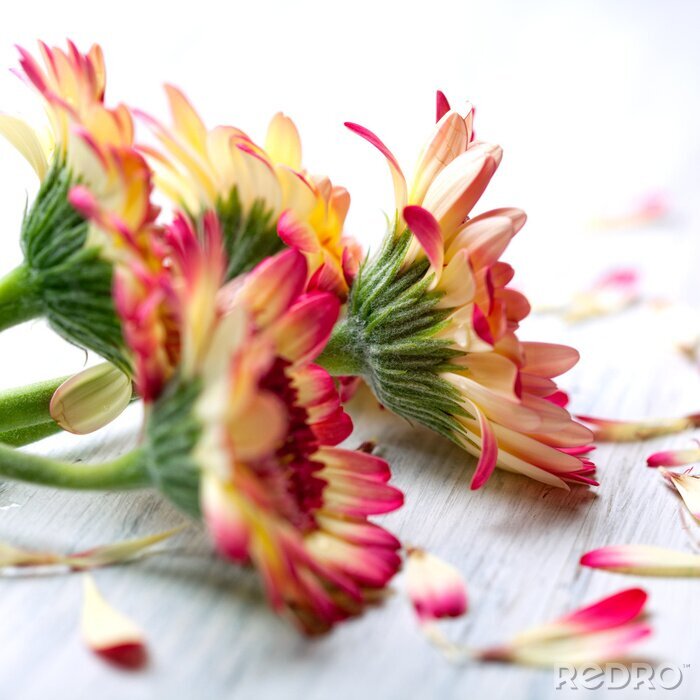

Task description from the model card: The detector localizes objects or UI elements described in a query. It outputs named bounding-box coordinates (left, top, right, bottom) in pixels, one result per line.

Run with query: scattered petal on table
left=477, top=623, right=652, bottom=667
left=81, top=575, right=147, bottom=668
left=405, top=548, right=468, bottom=622
left=648, top=444, right=700, bottom=467
left=581, top=544, right=700, bottom=576
left=71, top=526, right=187, bottom=568
left=659, top=469, right=700, bottom=522
left=577, top=414, right=700, bottom=442
left=0, top=527, right=185, bottom=571
left=569, top=269, right=641, bottom=323
left=588, top=192, right=669, bottom=231
left=475, top=588, right=651, bottom=667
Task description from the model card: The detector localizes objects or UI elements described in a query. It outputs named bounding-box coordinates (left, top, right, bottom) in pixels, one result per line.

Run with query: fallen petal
left=71, top=526, right=186, bottom=569
left=647, top=447, right=700, bottom=467
left=659, top=468, right=700, bottom=522
left=581, top=545, right=700, bottom=576
left=513, top=588, right=648, bottom=644
left=476, top=588, right=650, bottom=667
left=578, top=414, right=700, bottom=442
left=82, top=575, right=146, bottom=668
left=405, top=548, right=468, bottom=622
left=0, top=527, right=183, bottom=571
left=478, top=623, right=652, bottom=667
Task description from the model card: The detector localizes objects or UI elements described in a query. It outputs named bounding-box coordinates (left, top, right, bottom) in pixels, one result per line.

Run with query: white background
left=1, top=0, right=700, bottom=387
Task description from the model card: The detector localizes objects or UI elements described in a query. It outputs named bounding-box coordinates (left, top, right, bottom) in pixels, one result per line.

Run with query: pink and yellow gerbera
left=139, top=88, right=357, bottom=297
left=0, top=41, right=134, bottom=189
left=195, top=248, right=403, bottom=632
left=77, top=180, right=404, bottom=630
left=316, top=93, right=595, bottom=489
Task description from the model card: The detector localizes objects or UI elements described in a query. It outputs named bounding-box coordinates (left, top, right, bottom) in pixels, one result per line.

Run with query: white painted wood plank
left=2, top=277, right=700, bottom=699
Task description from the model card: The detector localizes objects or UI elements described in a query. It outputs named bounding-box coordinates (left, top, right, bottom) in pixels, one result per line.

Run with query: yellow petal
left=0, top=114, right=50, bottom=179
left=164, top=84, right=207, bottom=154
left=265, top=112, right=302, bottom=170
left=661, top=468, right=700, bottom=522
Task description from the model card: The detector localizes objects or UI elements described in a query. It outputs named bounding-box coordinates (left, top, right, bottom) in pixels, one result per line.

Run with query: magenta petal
left=472, top=304, right=494, bottom=345
left=436, top=90, right=451, bottom=122
left=558, top=587, right=648, bottom=633
left=470, top=409, right=498, bottom=490
left=344, top=121, right=407, bottom=210
left=344, top=122, right=401, bottom=172
left=403, top=205, right=444, bottom=274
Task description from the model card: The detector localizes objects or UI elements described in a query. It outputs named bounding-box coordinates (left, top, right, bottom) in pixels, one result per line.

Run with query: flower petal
left=0, top=114, right=49, bottom=179
left=578, top=415, right=700, bottom=442
left=201, top=474, right=251, bottom=562
left=435, top=250, right=475, bottom=309
left=410, top=112, right=468, bottom=205
left=660, top=468, right=700, bottom=521
left=345, top=122, right=407, bottom=213
left=521, top=342, right=580, bottom=378
left=468, top=403, right=499, bottom=490
left=480, top=623, right=652, bottom=667
left=0, top=528, right=183, bottom=570
left=405, top=549, right=468, bottom=622
left=435, top=90, right=451, bottom=122
left=238, top=248, right=309, bottom=326
left=581, top=545, right=700, bottom=576
left=270, top=292, right=340, bottom=364
left=477, top=588, right=650, bottom=667
left=265, top=112, right=302, bottom=170
left=82, top=575, right=146, bottom=668
left=647, top=446, right=700, bottom=467
left=403, top=205, right=444, bottom=276
left=422, top=146, right=501, bottom=231
left=163, top=84, right=207, bottom=154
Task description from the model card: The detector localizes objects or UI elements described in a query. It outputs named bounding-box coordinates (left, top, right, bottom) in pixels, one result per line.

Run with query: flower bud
left=50, top=363, right=133, bottom=435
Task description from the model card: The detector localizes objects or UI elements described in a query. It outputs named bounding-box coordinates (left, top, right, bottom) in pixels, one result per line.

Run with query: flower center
left=258, top=358, right=326, bottom=531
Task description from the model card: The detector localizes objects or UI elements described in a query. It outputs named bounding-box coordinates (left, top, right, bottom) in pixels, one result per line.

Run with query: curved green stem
left=0, top=265, right=42, bottom=332
left=0, top=421, right=62, bottom=447
left=0, top=375, right=69, bottom=432
left=0, top=443, right=150, bottom=490
left=315, top=320, right=365, bottom=377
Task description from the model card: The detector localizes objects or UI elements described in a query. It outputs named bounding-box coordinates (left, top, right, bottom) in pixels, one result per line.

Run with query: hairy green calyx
left=18, top=163, right=128, bottom=371
left=216, top=187, right=284, bottom=281
left=145, top=376, right=203, bottom=518
left=318, top=229, right=472, bottom=441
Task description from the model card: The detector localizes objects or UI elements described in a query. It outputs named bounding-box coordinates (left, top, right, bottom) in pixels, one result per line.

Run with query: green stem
left=0, top=265, right=43, bottom=331
left=316, top=320, right=365, bottom=376
left=0, top=421, right=62, bottom=447
left=0, top=443, right=150, bottom=490
left=0, top=375, right=69, bottom=432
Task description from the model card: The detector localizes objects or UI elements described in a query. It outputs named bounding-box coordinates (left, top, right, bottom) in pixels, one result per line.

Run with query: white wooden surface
left=1, top=218, right=700, bottom=700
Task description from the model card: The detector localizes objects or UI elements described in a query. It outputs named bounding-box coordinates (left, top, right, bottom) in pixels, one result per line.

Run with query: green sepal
left=216, top=187, right=284, bottom=281
left=318, top=228, right=474, bottom=445
left=18, top=163, right=130, bottom=372
left=145, top=376, right=203, bottom=519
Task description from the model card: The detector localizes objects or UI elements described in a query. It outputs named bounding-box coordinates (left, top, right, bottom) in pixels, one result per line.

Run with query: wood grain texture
left=1, top=227, right=700, bottom=700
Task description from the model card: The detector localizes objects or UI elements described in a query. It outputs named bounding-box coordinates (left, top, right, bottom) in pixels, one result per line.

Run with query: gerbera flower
left=0, top=208, right=403, bottom=633
left=194, top=248, right=403, bottom=632
left=316, top=93, right=595, bottom=489
left=0, top=40, right=156, bottom=369
left=139, top=88, right=357, bottom=297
